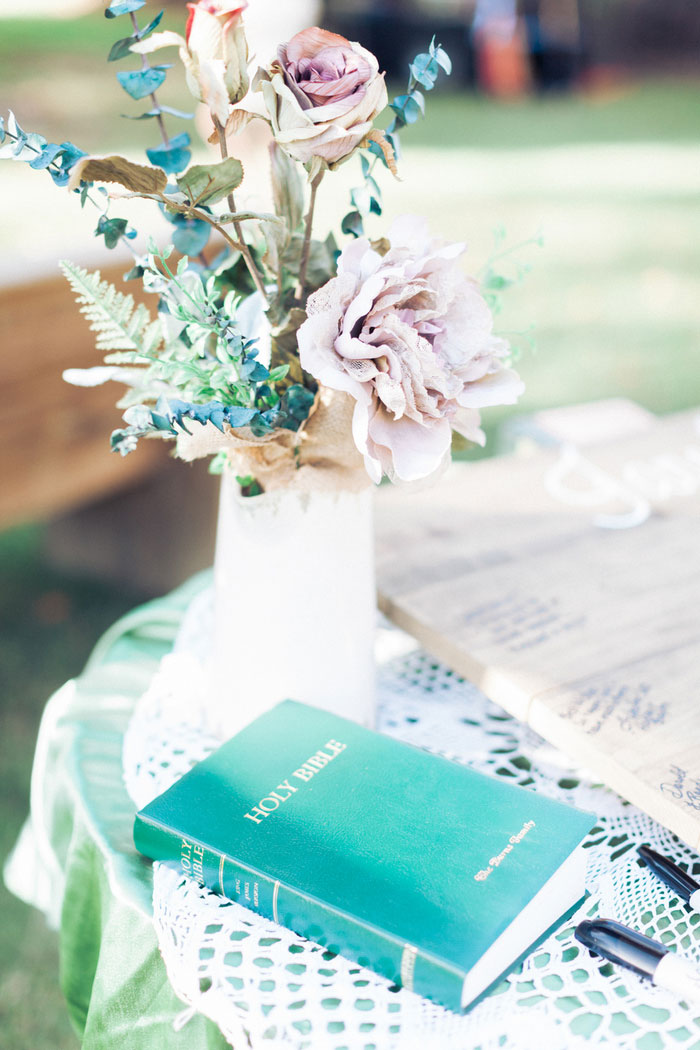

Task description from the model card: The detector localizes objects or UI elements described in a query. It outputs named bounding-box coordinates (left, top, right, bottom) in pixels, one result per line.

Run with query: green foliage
left=105, top=0, right=146, bottom=17
left=108, top=4, right=191, bottom=174
left=146, top=132, right=191, bottom=174
left=479, top=227, right=544, bottom=319
left=0, top=111, right=86, bottom=187
left=111, top=382, right=316, bottom=456
left=108, top=12, right=163, bottom=61
left=270, top=144, right=304, bottom=234
left=117, top=66, right=169, bottom=100
left=60, top=260, right=163, bottom=354
left=235, top=474, right=264, bottom=497
left=95, top=214, right=137, bottom=249
left=344, top=38, right=451, bottom=238
left=72, top=245, right=317, bottom=457
left=123, top=104, right=193, bottom=121
left=176, top=158, right=244, bottom=206
left=387, top=38, right=451, bottom=136
left=169, top=213, right=211, bottom=257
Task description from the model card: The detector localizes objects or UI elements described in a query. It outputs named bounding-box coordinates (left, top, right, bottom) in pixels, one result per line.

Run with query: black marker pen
left=638, top=845, right=700, bottom=911
left=576, top=919, right=700, bottom=1004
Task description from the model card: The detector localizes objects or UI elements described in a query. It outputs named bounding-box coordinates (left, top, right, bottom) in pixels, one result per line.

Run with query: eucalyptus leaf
left=105, top=0, right=145, bottom=17
left=240, top=359, right=268, bottom=382
left=350, top=184, right=372, bottom=216
left=28, top=142, right=63, bottom=170
left=391, top=92, right=424, bottom=124
left=140, top=11, right=165, bottom=39
left=95, top=215, right=137, bottom=249
left=147, top=132, right=191, bottom=174
left=284, top=384, right=316, bottom=424
left=122, top=109, right=162, bottom=121
left=108, top=35, right=137, bottom=62
left=434, top=46, right=453, bottom=75
left=176, top=157, right=243, bottom=206
left=117, top=67, right=167, bottom=100
left=171, top=215, right=210, bottom=257
left=160, top=105, right=194, bottom=120
left=410, top=53, right=439, bottom=89
left=341, top=210, right=364, bottom=238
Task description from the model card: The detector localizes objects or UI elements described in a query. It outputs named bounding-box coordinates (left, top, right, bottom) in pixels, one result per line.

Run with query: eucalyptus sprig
left=342, top=38, right=452, bottom=239
left=479, top=225, right=545, bottom=316
left=106, top=0, right=192, bottom=174
left=0, top=112, right=141, bottom=252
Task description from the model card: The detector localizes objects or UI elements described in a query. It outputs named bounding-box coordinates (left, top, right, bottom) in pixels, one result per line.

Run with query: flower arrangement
left=1, top=0, right=524, bottom=493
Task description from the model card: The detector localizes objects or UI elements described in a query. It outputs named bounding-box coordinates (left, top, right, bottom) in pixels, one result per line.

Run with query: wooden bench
left=1, top=265, right=218, bottom=592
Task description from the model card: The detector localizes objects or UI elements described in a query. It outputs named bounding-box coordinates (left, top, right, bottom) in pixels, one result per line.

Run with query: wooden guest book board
left=375, top=408, right=700, bottom=848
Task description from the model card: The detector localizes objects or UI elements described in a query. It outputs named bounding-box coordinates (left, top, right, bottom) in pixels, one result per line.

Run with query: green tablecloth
left=5, top=572, right=231, bottom=1050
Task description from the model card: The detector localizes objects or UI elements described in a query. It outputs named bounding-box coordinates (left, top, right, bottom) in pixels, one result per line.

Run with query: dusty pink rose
left=297, top=217, right=525, bottom=483
left=184, top=0, right=249, bottom=120
left=257, top=27, right=387, bottom=166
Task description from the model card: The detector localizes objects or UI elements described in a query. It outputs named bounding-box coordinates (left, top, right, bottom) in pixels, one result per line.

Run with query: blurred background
left=1, top=0, right=699, bottom=1046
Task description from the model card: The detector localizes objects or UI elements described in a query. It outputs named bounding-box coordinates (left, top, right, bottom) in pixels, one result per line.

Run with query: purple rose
left=257, top=27, right=388, bottom=166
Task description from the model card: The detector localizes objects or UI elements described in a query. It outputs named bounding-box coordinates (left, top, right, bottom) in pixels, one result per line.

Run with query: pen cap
left=638, top=845, right=700, bottom=901
left=575, top=919, right=666, bottom=979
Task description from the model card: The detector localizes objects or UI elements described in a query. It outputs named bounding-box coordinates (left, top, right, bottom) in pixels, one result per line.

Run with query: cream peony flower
left=255, top=27, right=387, bottom=167
left=297, top=216, right=525, bottom=483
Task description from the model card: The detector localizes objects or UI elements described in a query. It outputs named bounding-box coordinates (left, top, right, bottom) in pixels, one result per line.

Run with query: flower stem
left=296, top=169, right=323, bottom=303
left=212, top=117, right=268, bottom=304
left=130, top=12, right=171, bottom=149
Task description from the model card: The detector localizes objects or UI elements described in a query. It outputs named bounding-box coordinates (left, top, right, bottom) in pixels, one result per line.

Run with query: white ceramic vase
left=209, top=471, right=376, bottom=739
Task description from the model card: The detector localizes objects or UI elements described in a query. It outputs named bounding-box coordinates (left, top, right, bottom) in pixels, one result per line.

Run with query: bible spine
left=134, top=812, right=466, bottom=1010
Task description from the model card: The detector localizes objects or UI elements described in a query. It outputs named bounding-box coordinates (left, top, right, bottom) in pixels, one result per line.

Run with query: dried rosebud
left=257, top=27, right=388, bottom=168
left=184, top=0, right=250, bottom=122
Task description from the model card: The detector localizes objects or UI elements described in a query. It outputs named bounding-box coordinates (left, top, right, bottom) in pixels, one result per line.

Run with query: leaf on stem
left=270, top=143, right=304, bottom=232
left=116, top=66, right=170, bottom=100
left=95, top=215, right=138, bottom=249
left=341, top=210, right=364, bottom=238
left=146, top=132, right=191, bottom=174
left=176, top=157, right=244, bottom=206
left=105, top=0, right=145, bottom=17
left=67, top=154, right=168, bottom=193
left=170, top=214, right=211, bottom=257
left=109, top=35, right=138, bottom=62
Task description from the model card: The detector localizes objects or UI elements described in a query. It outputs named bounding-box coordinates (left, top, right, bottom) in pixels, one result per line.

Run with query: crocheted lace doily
left=123, top=587, right=700, bottom=1050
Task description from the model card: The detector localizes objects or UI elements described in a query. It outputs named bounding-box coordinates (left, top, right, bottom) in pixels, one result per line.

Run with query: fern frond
left=60, top=260, right=162, bottom=357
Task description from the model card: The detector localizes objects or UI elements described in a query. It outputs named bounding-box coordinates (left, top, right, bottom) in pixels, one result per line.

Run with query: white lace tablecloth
left=123, top=587, right=700, bottom=1050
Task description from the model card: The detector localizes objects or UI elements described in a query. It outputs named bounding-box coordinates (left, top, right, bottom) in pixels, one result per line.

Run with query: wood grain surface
left=0, top=266, right=168, bottom=528
left=375, top=408, right=700, bottom=847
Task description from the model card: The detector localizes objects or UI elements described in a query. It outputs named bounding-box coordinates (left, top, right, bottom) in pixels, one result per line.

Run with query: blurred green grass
left=1, top=10, right=700, bottom=1049
left=0, top=526, right=138, bottom=1049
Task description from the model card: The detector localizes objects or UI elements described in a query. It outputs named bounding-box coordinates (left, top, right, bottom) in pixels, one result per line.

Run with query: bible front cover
left=134, top=700, right=593, bottom=1011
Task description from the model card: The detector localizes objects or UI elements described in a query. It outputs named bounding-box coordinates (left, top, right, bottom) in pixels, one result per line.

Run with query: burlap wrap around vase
left=178, top=388, right=377, bottom=739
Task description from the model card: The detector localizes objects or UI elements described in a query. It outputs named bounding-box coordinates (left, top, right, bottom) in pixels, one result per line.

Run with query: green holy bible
left=133, top=700, right=594, bottom=1011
